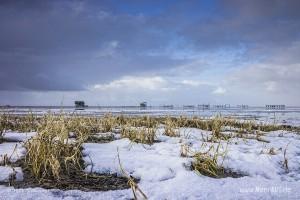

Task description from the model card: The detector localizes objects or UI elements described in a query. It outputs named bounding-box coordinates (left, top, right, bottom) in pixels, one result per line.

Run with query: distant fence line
left=1, top=105, right=300, bottom=110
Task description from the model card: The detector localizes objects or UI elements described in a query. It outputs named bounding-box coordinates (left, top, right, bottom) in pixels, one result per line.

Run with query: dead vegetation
left=121, top=125, right=157, bottom=145
left=0, top=144, right=18, bottom=167
left=101, top=114, right=117, bottom=132
left=3, top=113, right=130, bottom=191
left=282, top=142, right=291, bottom=173
left=85, top=133, right=116, bottom=143
left=191, top=142, right=228, bottom=178
left=163, top=117, right=180, bottom=137
left=260, top=146, right=277, bottom=155
left=181, top=141, right=243, bottom=178
left=130, top=116, right=158, bottom=128
left=0, top=113, right=10, bottom=143
left=10, top=159, right=129, bottom=191
left=117, top=148, right=147, bottom=200
left=24, top=114, right=83, bottom=181
left=1, top=112, right=299, bottom=137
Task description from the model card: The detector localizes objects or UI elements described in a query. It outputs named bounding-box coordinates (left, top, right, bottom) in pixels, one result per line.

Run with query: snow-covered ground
left=0, top=166, right=23, bottom=183
left=0, top=132, right=30, bottom=185
left=2, top=132, right=36, bottom=143
left=0, top=142, right=26, bottom=164
left=0, top=127, right=300, bottom=199
left=81, top=128, right=300, bottom=199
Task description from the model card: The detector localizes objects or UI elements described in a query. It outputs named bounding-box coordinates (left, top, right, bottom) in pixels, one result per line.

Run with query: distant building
left=183, top=105, right=195, bottom=109
left=198, top=104, right=210, bottom=110
left=237, top=105, right=249, bottom=109
left=266, top=105, right=285, bottom=110
left=162, top=105, right=174, bottom=109
left=75, top=101, right=86, bottom=110
left=140, top=102, right=147, bottom=108
left=213, top=104, right=230, bottom=109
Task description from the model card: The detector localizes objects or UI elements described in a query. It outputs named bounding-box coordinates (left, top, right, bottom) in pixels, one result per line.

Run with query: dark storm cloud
left=0, top=0, right=299, bottom=91
left=178, top=0, right=300, bottom=50
left=0, top=0, right=184, bottom=91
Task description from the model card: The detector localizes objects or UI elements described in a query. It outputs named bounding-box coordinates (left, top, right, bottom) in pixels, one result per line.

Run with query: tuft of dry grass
left=180, top=144, right=192, bottom=157
left=65, top=115, right=102, bottom=141
left=0, top=154, right=10, bottom=166
left=191, top=142, right=228, bottom=178
left=101, top=114, right=117, bottom=132
left=164, top=117, right=180, bottom=137
left=128, top=116, right=158, bottom=128
left=121, top=125, right=156, bottom=145
left=2, top=112, right=40, bottom=133
left=282, top=142, right=290, bottom=173
left=18, top=111, right=39, bottom=132
left=0, top=112, right=11, bottom=142
left=236, top=130, right=270, bottom=143
left=24, top=114, right=83, bottom=181
left=210, top=116, right=224, bottom=139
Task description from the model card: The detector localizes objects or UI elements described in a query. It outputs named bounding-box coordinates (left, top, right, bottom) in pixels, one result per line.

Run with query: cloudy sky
left=0, top=0, right=299, bottom=106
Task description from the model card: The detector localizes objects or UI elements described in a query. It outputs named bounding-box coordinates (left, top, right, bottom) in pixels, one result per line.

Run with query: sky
left=0, top=0, right=300, bottom=106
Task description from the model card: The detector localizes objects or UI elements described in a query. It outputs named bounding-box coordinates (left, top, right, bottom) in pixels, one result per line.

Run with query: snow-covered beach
left=0, top=110, right=300, bottom=200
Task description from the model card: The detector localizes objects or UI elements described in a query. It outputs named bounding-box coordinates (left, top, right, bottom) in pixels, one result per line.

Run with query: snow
left=0, top=166, right=23, bottom=182
left=0, top=127, right=300, bottom=199
left=93, top=132, right=121, bottom=140
left=81, top=128, right=300, bottom=199
left=223, top=131, right=300, bottom=181
left=3, top=132, right=37, bottom=142
left=0, top=132, right=35, bottom=163
left=83, top=138, right=185, bottom=182
left=0, top=186, right=131, bottom=200
left=0, top=143, right=26, bottom=163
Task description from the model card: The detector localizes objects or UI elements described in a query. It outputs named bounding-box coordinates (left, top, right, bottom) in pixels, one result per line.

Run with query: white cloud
left=93, top=76, right=172, bottom=91
left=228, top=62, right=300, bottom=94
left=181, top=80, right=201, bottom=87
left=264, top=81, right=277, bottom=92
left=180, top=80, right=214, bottom=87
left=219, top=43, right=300, bottom=105
left=212, top=87, right=226, bottom=95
